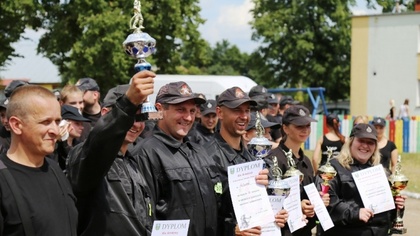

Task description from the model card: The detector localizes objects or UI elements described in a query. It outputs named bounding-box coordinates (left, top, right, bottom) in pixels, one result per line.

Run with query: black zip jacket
left=322, top=159, right=397, bottom=236
left=135, top=126, right=221, bottom=236
left=66, top=96, right=153, bottom=236
left=204, top=133, right=256, bottom=236
left=187, top=122, right=215, bottom=145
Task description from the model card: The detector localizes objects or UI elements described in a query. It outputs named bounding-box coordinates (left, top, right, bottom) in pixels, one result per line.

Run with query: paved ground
left=400, top=197, right=420, bottom=236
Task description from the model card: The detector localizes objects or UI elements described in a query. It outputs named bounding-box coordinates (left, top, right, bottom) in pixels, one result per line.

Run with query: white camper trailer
left=149, top=75, right=258, bottom=103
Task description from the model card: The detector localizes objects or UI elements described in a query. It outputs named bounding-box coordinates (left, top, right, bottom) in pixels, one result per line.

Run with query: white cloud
left=199, top=0, right=258, bottom=53
left=217, top=0, right=254, bottom=29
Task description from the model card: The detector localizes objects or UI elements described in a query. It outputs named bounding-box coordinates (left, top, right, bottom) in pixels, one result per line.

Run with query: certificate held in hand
left=228, top=160, right=274, bottom=231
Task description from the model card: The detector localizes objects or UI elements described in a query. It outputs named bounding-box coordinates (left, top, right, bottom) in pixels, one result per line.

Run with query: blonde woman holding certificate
left=323, top=124, right=405, bottom=236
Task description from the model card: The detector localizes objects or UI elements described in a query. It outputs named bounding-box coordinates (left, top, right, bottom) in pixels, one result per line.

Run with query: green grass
left=399, top=153, right=420, bottom=193
left=305, top=151, right=420, bottom=193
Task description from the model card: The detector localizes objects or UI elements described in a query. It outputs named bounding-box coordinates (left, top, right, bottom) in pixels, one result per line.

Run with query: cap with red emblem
left=217, top=87, right=257, bottom=109
left=156, top=81, right=206, bottom=105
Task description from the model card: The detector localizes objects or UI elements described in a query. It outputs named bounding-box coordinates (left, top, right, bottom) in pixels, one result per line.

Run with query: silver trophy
left=389, top=155, right=409, bottom=234
left=267, top=155, right=291, bottom=198
left=282, top=149, right=304, bottom=182
left=318, top=146, right=337, bottom=195
left=247, top=111, right=272, bottom=160
left=123, top=0, right=157, bottom=113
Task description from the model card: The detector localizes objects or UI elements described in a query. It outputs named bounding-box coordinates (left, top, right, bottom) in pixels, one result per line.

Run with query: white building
left=351, top=12, right=420, bottom=117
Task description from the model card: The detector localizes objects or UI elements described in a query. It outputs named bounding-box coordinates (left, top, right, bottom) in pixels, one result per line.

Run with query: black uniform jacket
left=67, top=96, right=153, bottom=236
left=135, top=126, right=221, bottom=236
left=187, top=122, right=215, bottom=145
left=204, top=133, right=256, bottom=236
left=323, top=159, right=394, bottom=236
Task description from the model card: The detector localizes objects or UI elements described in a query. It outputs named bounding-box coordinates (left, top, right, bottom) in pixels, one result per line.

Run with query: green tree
left=375, top=0, right=414, bottom=12
left=177, top=39, right=252, bottom=77
left=206, top=40, right=250, bottom=76
left=250, top=0, right=354, bottom=101
left=0, top=0, right=42, bottom=68
left=37, top=0, right=206, bottom=93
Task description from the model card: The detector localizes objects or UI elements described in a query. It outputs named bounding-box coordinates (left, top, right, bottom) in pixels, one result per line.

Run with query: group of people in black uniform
left=0, top=70, right=406, bottom=236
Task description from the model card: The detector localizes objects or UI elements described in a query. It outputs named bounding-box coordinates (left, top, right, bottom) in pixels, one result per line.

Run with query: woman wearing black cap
left=312, top=114, right=346, bottom=173
left=371, top=117, right=398, bottom=174
left=269, top=105, right=329, bottom=236
left=321, top=123, right=405, bottom=236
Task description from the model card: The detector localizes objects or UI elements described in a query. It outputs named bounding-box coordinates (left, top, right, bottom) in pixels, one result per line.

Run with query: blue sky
left=0, top=0, right=381, bottom=83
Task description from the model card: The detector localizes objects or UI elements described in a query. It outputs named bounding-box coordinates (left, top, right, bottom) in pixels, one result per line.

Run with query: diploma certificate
left=283, top=175, right=306, bottom=233
left=304, top=183, right=334, bottom=231
left=261, top=195, right=284, bottom=236
left=228, top=160, right=274, bottom=231
left=352, top=165, right=395, bottom=214
left=151, top=220, right=190, bottom=236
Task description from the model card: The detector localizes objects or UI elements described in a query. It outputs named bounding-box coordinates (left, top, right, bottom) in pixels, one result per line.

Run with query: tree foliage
left=205, top=40, right=250, bottom=76
left=37, top=0, right=206, bottom=93
left=375, top=0, right=415, bottom=12
left=250, top=0, right=354, bottom=101
left=0, top=0, right=42, bottom=68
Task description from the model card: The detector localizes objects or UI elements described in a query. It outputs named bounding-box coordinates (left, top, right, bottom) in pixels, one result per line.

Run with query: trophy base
left=390, top=227, right=407, bottom=234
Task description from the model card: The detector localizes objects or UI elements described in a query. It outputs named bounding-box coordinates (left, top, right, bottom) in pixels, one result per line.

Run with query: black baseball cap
left=200, top=99, right=217, bottom=116
left=102, top=84, right=149, bottom=121
left=102, top=84, right=129, bottom=108
left=267, top=93, right=278, bottom=104
left=217, top=87, right=257, bottom=109
left=246, top=112, right=281, bottom=131
left=61, top=105, right=91, bottom=122
left=252, top=95, right=269, bottom=110
left=248, top=85, right=268, bottom=98
left=279, top=95, right=299, bottom=106
left=326, top=113, right=340, bottom=126
left=156, top=81, right=205, bottom=105
left=4, top=80, right=29, bottom=98
left=0, top=98, right=7, bottom=109
left=282, top=105, right=317, bottom=125
left=371, top=117, right=386, bottom=127
left=76, top=78, right=100, bottom=91
left=350, top=123, right=377, bottom=141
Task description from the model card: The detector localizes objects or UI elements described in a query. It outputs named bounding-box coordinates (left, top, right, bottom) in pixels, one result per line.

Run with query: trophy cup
left=282, top=149, right=304, bottom=182
left=123, top=0, right=157, bottom=113
left=388, top=155, right=409, bottom=234
left=267, top=155, right=291, bottom=198
left=318, top=146, right=337, bottom=195
left=247, top=111, right=273, bottom=160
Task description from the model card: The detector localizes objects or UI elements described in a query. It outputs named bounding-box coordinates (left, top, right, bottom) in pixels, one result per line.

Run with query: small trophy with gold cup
left=388, top=155, right=409, bottom=234
left=282, top=149, right=304, bottom=183
left=318, top=146, right=337, bottom=195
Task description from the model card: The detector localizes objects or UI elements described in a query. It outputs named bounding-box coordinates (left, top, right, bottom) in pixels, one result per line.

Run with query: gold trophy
left=388, top=155, right=409, bottom=234
left=318, top=146, right=337, bottom=195
left=282, top=149, right=304, bottom=182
